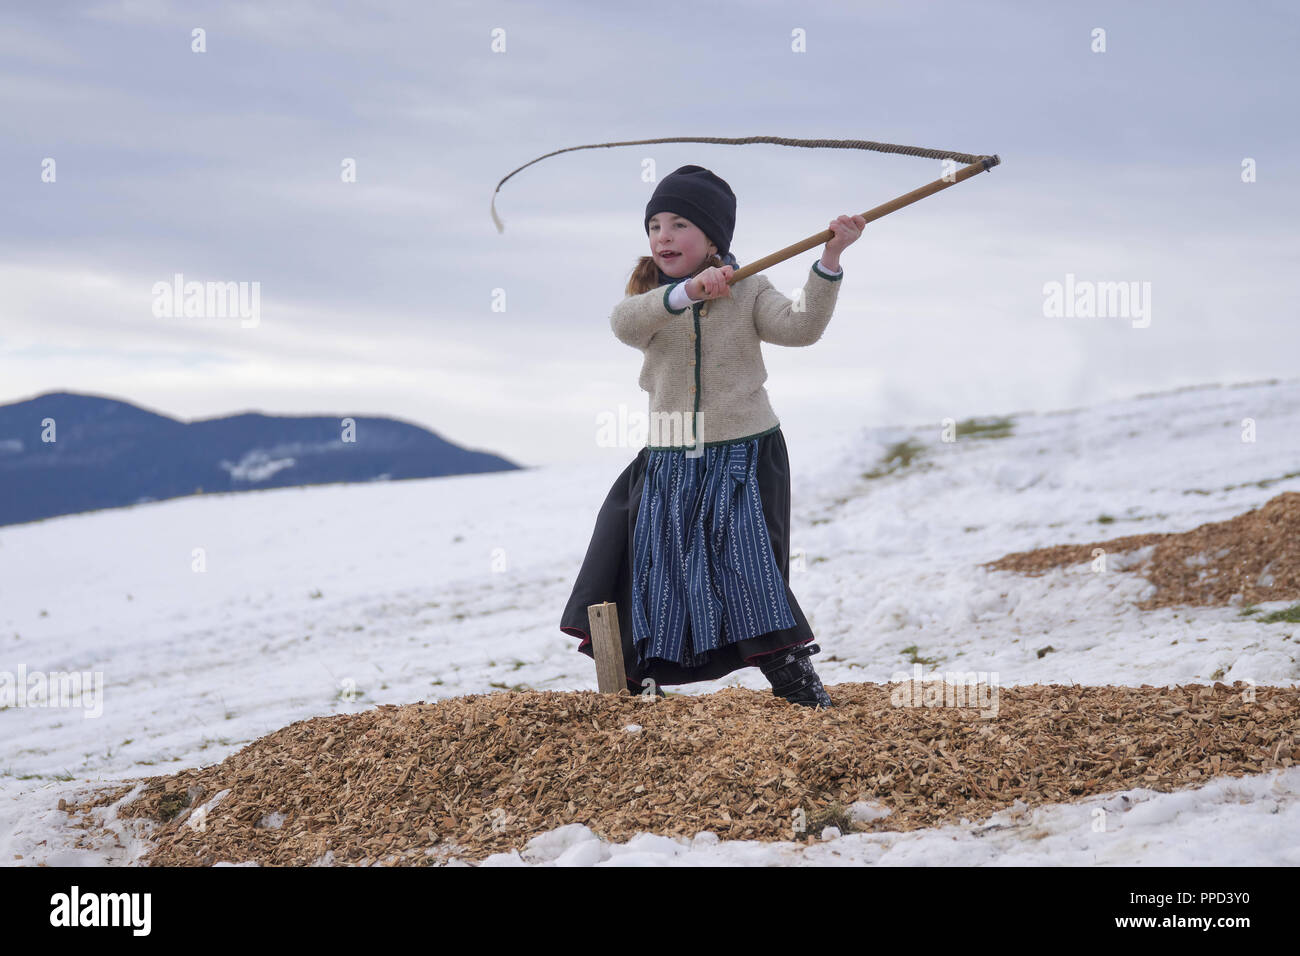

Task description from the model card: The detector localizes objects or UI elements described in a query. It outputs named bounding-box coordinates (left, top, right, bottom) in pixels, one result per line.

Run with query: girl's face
left=648, top=213, right=716, bottom=277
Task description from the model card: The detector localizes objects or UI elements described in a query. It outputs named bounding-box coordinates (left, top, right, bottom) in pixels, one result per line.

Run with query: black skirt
left=559, top=426, right=815, bottom=689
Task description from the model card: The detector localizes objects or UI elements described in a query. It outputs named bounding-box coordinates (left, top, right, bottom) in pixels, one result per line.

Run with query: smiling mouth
left=660, top=252, right=680, bottom=259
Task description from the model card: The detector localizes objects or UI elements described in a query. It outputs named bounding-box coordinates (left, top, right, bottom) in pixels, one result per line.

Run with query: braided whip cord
left=490, top=135, right=999, bottom=231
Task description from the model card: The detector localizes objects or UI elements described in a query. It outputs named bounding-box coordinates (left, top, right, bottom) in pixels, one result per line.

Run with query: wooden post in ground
left=587, top=602, right=627, bottom=693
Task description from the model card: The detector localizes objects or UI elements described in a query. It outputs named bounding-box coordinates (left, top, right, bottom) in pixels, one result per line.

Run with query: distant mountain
left=0, top=391, right=522, bottom=527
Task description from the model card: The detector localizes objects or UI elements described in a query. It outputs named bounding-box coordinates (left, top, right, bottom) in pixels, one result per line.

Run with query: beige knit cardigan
left=610, top=259, right=843, bottom=449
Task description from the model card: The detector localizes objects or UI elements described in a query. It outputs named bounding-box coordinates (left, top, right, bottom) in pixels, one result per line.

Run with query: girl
left=560, top=164, right=864, bottom=707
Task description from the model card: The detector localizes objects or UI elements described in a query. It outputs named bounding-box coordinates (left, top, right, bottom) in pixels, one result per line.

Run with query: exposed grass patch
left=1259, top=603, right=1300, bottom=624
left=806, top=800, right=857, bottom=835
left=808, top=433, right=936, bottom=524
left=9, top=768, right=79, bottom=782
left=862, top=437, right=927, bottom=480
left=900, top=645, right=942, bottom=667
left=823, top=654, right=865, bottom=670
left=1184, top=469, right=1300, bottom=496
left=954, top=416, right=1015, bottom=440
left=156, top=791, right=190, bottom=822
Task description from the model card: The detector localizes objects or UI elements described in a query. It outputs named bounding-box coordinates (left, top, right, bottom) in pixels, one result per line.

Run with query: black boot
left=757, top=642, right=833, bottom=708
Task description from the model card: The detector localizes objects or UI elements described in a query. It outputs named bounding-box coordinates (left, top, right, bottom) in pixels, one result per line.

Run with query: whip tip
left=490, top=191, right=505, bottom=233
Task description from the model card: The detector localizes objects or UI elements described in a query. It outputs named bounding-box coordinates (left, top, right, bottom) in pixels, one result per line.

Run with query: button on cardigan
left=611, top=259, right=844, bottom=449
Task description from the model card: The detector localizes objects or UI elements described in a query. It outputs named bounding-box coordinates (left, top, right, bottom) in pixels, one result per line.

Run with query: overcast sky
left=3, top=0, right=1298, bottom=468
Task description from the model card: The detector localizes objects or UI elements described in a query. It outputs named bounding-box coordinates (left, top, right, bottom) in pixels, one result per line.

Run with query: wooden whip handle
left=725, top=156, right=1000, bottom=284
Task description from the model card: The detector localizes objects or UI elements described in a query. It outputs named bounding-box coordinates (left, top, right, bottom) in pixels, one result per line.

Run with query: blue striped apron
left=630, top=436, right=797, bottom=669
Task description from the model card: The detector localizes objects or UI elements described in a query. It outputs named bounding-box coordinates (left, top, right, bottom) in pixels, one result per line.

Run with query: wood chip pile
left=983, top=491, right=1300, bottom=609
left=71, top=680, right=1298, bottom=865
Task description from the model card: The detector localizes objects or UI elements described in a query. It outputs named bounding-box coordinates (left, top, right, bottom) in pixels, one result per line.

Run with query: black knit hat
left=644, top=165, right=736, bottom=257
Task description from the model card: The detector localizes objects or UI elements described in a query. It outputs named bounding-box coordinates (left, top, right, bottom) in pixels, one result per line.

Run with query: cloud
left=2, top=0, right=1298, bottom=466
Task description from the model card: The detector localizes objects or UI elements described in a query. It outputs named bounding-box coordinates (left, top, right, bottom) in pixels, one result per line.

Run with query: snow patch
left=848, top=800, right=892, bottom=823
left=219, top=450, right=297, bottom=482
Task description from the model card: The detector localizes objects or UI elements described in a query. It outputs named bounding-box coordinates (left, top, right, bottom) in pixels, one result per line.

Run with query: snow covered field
left=3, top=378, right=1299, bottom=866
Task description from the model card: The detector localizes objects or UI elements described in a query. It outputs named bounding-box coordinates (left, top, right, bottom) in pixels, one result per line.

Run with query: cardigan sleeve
left=751, top=260, right=843, bottom=347
left=610, top=280, right=691, bottom=350
left=667, top=279, right=703, bottom=311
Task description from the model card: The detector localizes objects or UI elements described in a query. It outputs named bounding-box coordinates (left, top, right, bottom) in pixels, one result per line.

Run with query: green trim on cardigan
left=812, top=260, right=843, bottom=282
left=691, top=301, right=702, bottom=448
left=662, top=280, right=689, bottom=315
